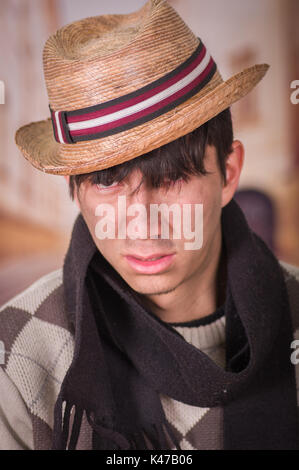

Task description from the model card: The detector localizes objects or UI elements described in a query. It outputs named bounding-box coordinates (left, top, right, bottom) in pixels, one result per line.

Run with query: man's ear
left=221, top=140, right=244, bottom=208
left=63, top=175, right=80, bottom=209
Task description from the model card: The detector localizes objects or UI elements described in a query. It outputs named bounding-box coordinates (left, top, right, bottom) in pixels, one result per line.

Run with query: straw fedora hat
left=15, top=0, right=269, bottom=176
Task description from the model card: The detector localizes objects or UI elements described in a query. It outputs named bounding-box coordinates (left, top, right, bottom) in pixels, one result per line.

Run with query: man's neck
left=139, top=231, right=226, bottom=324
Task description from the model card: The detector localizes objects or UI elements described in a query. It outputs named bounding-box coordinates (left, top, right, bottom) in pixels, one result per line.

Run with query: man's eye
left=96, top=182, right=120, bottom=190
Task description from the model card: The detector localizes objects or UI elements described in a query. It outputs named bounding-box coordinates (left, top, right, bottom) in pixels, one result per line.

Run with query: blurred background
left=0, top=0, right=298, bottom=305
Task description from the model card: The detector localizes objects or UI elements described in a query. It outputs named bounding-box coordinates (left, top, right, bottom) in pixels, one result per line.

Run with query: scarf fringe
left=130, top=422, right=182, bottom=450
left=163, top=420, right=182, bottom=450
left=86, top=411, right=182, bottom=450
left=68, top=406, right=84, bottom=450
left=87, top=411, right=131, bottom=449
left=53, top=398, right=180, bottom=451
left=52, top=395, right=64, bottom=449
left=52, top=397, right=84, bottom=450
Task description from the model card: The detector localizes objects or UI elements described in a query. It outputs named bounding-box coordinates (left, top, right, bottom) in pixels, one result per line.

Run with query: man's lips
left=124, top=253, right=176, bottom=274
left=125, top=252, right=174, bottom=261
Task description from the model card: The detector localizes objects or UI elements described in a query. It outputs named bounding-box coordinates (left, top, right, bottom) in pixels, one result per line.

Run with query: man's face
left=75, top=144, right=232, bottom=298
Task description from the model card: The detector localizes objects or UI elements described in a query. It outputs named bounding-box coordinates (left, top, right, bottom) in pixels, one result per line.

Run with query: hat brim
left=15, top=64, right=269, bottom=175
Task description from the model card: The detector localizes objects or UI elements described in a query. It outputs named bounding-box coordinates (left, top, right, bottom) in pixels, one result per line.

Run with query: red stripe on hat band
left=67, top=45, right=207, bottom=125
left=70, top=57, right=215, bottom=137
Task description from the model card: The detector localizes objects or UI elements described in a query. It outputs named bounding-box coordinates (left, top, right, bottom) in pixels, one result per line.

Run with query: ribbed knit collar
left=172, top=310, right=225, bottom=350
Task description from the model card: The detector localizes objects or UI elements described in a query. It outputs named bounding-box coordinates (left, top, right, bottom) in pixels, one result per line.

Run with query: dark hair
left=69, top=108, right=233, bottom=199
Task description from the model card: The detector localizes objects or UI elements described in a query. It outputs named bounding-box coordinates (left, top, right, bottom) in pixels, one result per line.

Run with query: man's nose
left=125, top=176, right=162, bottom=240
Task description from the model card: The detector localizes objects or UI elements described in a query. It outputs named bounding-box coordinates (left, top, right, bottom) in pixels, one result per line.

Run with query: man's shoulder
left=0, top=268, right=64, bottom=314
left=279, top=260, right=299, bottom=293
left=279, top=260, right=299, bottom=282
left=0, top=268, right=74, bottom=431
left=0, top=267, right=73, bottom=369
left=0, top=268, right=70, bottom=333
left=279, top=260, right=299, bottom=334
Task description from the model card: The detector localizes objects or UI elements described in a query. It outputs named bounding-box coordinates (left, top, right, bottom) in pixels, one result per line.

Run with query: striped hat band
left=49, top=40, right=216, bottom=145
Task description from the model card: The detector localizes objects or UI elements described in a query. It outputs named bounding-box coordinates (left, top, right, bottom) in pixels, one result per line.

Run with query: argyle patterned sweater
left=0, top=261, right=299, bottom=450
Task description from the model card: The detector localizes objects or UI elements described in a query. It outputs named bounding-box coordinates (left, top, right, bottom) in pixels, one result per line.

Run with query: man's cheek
left=82, top=199, right=100, bottom=226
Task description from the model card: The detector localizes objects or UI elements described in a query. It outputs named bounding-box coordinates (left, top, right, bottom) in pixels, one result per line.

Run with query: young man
left=1, top=0, right=299, bottom=450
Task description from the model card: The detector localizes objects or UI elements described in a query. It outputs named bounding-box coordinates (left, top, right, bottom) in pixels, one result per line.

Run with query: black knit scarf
left=52, top=199, right=299, bottom=450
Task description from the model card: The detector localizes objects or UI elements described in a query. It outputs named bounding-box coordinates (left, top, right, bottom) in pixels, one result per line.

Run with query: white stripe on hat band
left=68, top=49, right=211, bottom=132
left=55, top=111, right=65, bottom=144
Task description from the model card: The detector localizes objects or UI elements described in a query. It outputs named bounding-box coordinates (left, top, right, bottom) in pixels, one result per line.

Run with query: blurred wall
left=0, top=0, right=298, bottom=304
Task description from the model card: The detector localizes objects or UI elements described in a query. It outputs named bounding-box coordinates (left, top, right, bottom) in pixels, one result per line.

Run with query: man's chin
left=118, top=268, right=184, bottom=297
left=129, top=281, right=180, bottom=297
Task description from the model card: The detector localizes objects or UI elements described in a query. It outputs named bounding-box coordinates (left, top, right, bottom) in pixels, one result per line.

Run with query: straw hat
left=15, top=0, right=269, bottom=176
